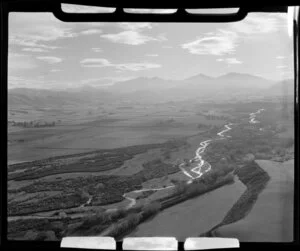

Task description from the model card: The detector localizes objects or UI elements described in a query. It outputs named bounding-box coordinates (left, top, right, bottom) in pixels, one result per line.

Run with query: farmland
left=7, top=97, right=294, bottom=241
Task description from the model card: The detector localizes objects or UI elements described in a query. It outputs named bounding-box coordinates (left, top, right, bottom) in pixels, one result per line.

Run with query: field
left=8, top=102, right=222, bottom=164
left=7, top=98, right=295, bottom=241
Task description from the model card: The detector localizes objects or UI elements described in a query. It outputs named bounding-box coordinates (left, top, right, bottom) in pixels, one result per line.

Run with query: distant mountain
left=108, top=77, right=179, bottom=93
left=103, top=72, right=278, bottom=103
left=216, top=72, right=275, bottom=89
left=8, top=73, right=292, bottom=108
left=218, top=72, right=267, bottom=80
left=8, top=88, right=79, bottom=108
left=8, top=87, right=116, bottom=109
left=184, top=73, right=214, bottom=82
left=266, top=79, right=294, bottom=96
left=109, top=72, right=275, bottom=93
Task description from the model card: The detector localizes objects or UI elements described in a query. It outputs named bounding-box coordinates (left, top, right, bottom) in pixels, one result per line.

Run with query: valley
left=7, top=81, right=294, bottom=241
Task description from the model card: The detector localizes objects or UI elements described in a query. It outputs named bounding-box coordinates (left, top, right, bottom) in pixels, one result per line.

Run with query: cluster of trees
left=171, top=165, right=235, bottom=199
left=282, top=137, right=294, bottom=148
left=108, top=202, right=161, bottom=239
left=8, top=216, right=88, bottom=240
left=64, top=163, right=236, bottom=239
left=203, top=114, right=229, bottom=120
left=8, top=193, right=86, bottom=216
left=24, top=230, right=57, bottom=240
left=203, top=122, right=293, bottom=165
left=197, top=123, right=211, bottom=129
left=217, top=161, right=270, bottom=227
left=67, top=208, right=128, bottom=236
left=8, top=120, right=56, bottom=128
left=156, top=118, right=176, bottom=126
left=197, top=124, right=222, bottom=131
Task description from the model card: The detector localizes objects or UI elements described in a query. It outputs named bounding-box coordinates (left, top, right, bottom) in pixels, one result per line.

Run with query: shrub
left=173, top=180, right=188, bottom=195
left=283, top=137, right=294, bottom=148
left=141, top=202, right=161, bottom=219
left=109, top=208, right=127, bottom=221
left=35, top=231, right=57, bottom=241
left=24, top=230, right=38, bottom=240
left=109, top=213, right=142, bottom=238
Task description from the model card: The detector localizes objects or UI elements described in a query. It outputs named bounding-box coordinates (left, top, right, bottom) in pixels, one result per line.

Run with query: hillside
left=8, top=87, right=116, bottom=109
left=266, top=79, right=294, bottom=96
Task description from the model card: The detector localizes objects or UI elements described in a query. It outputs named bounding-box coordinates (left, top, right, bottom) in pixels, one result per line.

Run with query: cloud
left=217, top=57, right=242, bottom=64
left=8, top=53, right=37, bottom=70
left=118, top=23, right=153, bottom=30
left=80, top=58, right=111, bottom=67
left=182, top=30, right=238, bottom=55
left=80, top=58, right=161, bottom=71
left=9, top=13, right=76, bottom=50
left=101, top=30, right=160, bottom=45
left=276, top=55, right=286, bottom=59
left=277, top=65, right=288, bottom=69
left=146, top=54, right=159, bottom=57
left=9, top=36, right=59, bottom=50
left=226, top=58, right=242, bottom=64
left=101, top=22, right=165, bottom=45
left=157, top=34, right=167, bottom=41
left=116, top=63, right=161, bottom=71
left=91, top=48, right=103, bottom=53
left=22, top=47, right=48, bottom=52
left=230, top=15, right=280, bottom=34
left=37, top=56, right=63, bottom=64
left=182, top=13, right=287, bottom=57
left=80, top=29, right=102, bottom=35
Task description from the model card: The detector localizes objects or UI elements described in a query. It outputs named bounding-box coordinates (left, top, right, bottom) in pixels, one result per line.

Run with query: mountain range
left=8, top=72, right=294, bottom=108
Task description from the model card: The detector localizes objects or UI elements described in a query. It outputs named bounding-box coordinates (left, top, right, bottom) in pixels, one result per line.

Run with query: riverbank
left=210, top=159, right=293, bottom=242
left=117, top=121, right=234, bottom=211
left=127, top=175, right=245, bottom=241
left=9, top=108, right=280, bottom=241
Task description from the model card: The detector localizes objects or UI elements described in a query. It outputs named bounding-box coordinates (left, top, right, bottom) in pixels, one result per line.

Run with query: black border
left=1, top=1, right=299, bottom=251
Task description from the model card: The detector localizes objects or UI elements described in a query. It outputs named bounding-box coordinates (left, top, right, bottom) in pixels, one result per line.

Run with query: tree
left=174, top=180, right=187, bottom=195
left=24, top=230, right=38, bottom=240
left=59, top=212, right=67, bottom=218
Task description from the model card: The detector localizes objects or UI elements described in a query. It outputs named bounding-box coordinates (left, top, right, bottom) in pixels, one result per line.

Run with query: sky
left=8, top=4, right=294, bottom=89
